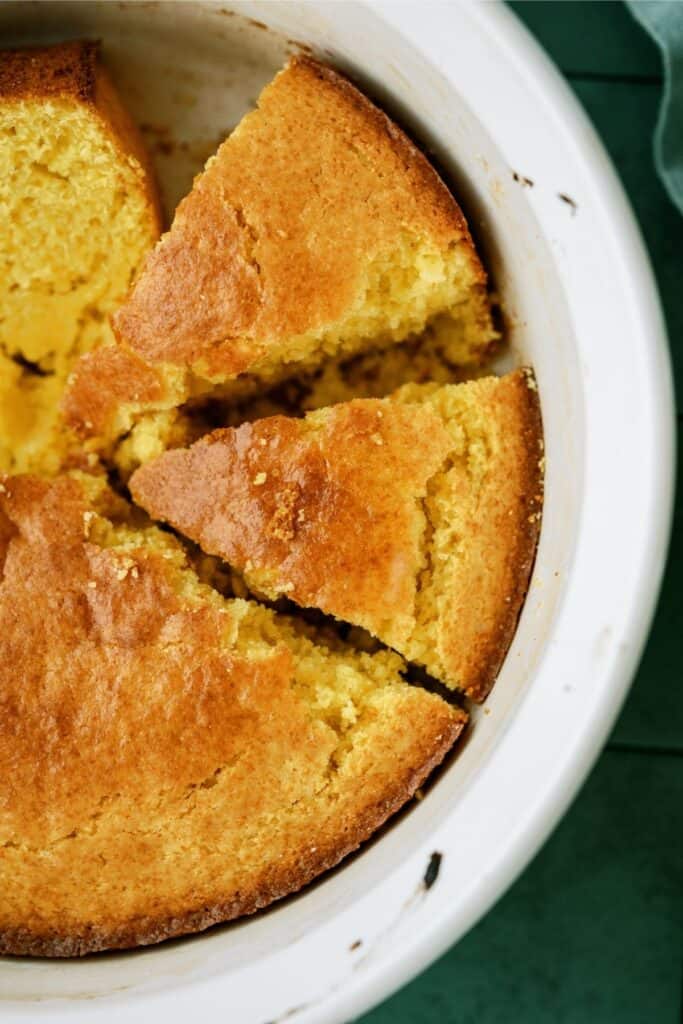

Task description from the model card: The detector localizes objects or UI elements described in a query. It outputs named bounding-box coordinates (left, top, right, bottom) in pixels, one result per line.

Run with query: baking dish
left=0, top=2, right=674, bottom=1021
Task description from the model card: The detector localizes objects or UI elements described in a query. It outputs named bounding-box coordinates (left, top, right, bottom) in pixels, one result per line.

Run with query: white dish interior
left=0, top=3, right=673, bottom=1023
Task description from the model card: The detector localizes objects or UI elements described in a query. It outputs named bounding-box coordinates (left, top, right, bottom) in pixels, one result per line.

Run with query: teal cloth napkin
left=628, top=1, right=683, bottom=214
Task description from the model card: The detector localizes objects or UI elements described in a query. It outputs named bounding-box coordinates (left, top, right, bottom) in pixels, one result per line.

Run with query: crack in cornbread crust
left=131, top=370, right=543, bottom=701
left=63, top=54, right=495, bottom=448
left=0, top=474, right=464, bottom=956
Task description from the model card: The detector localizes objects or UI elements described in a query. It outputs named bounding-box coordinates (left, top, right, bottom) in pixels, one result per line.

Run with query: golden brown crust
left=131, top=401, right=453, bottom=643
left=62, top=345, right=167, bottom=437
left=111, top=55, right=483, bottom=373
left=0, top=474, right=464, bottom=956
left=293, top=56, right=470, bottom=240
left=0, top=45, right=533, bottom=957
left=0, top=40, right=98, bottom=101
left=0, top=706, right=461, bottom=957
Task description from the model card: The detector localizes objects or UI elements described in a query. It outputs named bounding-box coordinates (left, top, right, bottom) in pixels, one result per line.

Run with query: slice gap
left=131, top=369, right=544, bottom=701
left=63, top=55, right=497, bottom=465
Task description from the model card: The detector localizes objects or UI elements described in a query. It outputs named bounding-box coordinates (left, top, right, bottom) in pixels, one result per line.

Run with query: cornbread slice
left=0, top=473, right=464, bottom=956
left=63, top=55, right=496, bottom=453
left=131, top=369, right=543, bottom=699
left=0, top=40, right=160, bottom=474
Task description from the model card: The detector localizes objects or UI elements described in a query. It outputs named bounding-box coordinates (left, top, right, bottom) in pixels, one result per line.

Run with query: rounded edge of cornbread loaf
left=0, top=716, right=461, bottom=957
left=457, top=368, right=544, bottom=702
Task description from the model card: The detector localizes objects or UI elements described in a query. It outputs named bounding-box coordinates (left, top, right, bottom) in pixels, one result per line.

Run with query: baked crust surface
left=111, top=55, right=480, bottom=371
left=407, top=369, right=544, bottom=700
left=0, top=475, right=464, bottom=956
left=132, top=400, right=453, bottom=643
left=0, top=45, right=541, bottom=957
left=132, top=370, right=543, bottom=699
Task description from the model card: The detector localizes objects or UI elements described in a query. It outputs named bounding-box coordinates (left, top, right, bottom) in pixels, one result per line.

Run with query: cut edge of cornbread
left=0, top=40, right=161, bottom=475
left=397, top=368, right=543, bottom=699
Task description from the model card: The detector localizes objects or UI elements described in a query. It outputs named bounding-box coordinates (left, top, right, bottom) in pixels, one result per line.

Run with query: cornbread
left=63, top=55, right=496, bottom=452
left=0, top=40, right=161, bottom=474
left=0, top=473, right=465, bottom=956
left=132, top=369, right=543, bottom=699
left=0, top=41, right=545, bottom=958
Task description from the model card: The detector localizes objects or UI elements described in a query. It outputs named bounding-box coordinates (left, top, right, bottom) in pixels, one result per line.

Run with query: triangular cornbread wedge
left=0, top=473, right=464, bottom=956
left=131, top=369, right=543, bottom=699
left=63, top=55, right=495, bottom=454
left=0, top=41, right=161, bottom=474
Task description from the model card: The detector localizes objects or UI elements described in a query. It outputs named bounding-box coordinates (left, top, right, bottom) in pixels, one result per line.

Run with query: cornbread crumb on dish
left=0, top=40, right=161, bottom=474
left=131, top=369, right=543, bottom=700
left=0, top=473, right=465, bottom=956
left=63, top=54, right=496, bottom=453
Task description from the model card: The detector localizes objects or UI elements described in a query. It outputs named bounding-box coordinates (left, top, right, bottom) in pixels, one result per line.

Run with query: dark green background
left=360, top=3, right=682, bottom=1022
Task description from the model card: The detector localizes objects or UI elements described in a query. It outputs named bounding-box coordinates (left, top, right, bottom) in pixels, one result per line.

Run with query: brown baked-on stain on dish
left=512, top=170, right=534, bottom=188
left=63, top=54, right=496, bottom=450
left=0, top=473, right=465, bottom=956
left=131, top=369, right=544, bottom=700
left=558, top=192, right=578, bottom=215
left=423, top=851, right=443, bottom=890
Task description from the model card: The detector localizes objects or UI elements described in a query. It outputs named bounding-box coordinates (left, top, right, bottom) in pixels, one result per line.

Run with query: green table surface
left=359, top=3, right=683, bottom=1022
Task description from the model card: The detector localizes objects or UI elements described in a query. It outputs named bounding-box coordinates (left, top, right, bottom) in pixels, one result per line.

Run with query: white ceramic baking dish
left=0, top=2, right=674, bottom=1022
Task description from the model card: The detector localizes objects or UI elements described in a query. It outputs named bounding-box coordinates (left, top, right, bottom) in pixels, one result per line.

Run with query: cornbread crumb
left=82, top=510, right=95, bottom=536
left=0, top=41, right=161, bottom=475
left=253, top=472, right=267, bottom=486
left=523, top=367, right=538, bottom=391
